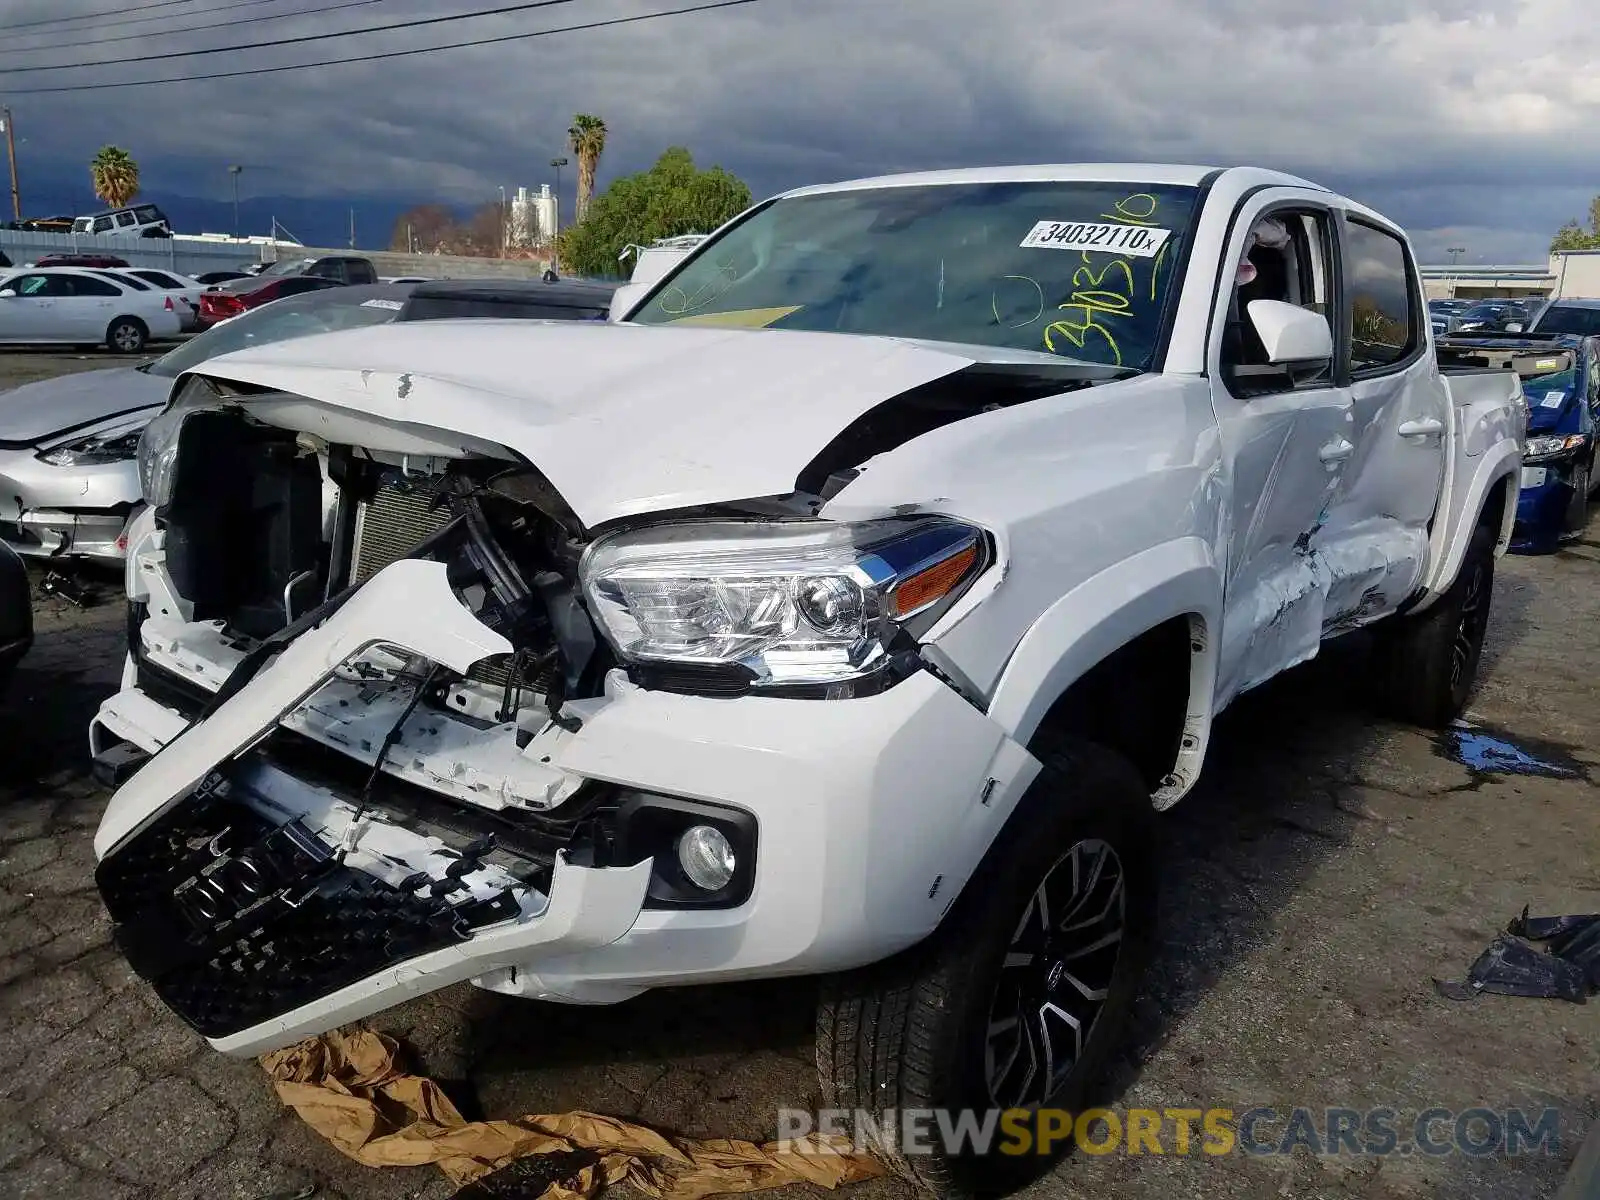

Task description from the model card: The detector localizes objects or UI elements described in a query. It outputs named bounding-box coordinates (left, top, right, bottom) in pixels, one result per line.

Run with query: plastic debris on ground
left=259, top=1028, right=884, bottom=1199
left=1435, top=907, right=1600, bottom=1003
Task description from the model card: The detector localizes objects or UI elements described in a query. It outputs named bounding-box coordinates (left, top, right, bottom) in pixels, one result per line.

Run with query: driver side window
left=1221, top=208, right=1335, bottom=395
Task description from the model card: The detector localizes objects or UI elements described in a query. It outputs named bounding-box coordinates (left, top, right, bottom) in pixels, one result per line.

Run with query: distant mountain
left=15, top=161, right=457, bottom=251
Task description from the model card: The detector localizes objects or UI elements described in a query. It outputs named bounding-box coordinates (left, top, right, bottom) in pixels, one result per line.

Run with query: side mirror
left=608, top=281, right=648, bottom=323
left=1247, top=299, right=1333, bottom=365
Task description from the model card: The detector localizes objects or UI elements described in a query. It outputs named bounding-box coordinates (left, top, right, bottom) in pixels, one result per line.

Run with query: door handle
left=1398, top=417, right=1444, bottom=440
left=1318, top=438, right=1355, bottom=466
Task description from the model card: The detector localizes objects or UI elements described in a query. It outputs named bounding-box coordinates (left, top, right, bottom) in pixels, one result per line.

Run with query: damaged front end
left=92, top=374, right=999, bottom=1050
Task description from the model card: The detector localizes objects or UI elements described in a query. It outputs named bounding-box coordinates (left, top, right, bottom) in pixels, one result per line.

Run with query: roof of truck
left=782, top=164, right=1327, bottom=197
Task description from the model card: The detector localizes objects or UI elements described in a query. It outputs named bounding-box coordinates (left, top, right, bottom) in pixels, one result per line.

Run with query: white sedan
left=0, top=267, right=183, bottom=353
left=118, top=267, right=210, bottom=330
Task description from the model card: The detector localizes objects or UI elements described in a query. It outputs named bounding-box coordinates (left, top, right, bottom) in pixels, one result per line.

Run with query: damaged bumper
left=0, top=448, right=143, bottom=562
left=94, top=557, right=1034, bottom=1057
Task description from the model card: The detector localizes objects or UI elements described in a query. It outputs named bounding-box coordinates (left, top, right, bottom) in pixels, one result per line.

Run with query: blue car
left=1438, top=332, right=1600, bottom=552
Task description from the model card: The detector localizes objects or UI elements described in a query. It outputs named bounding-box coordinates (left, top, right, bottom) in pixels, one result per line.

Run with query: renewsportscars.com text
left=777, top=1106, right=1563, bottom=1158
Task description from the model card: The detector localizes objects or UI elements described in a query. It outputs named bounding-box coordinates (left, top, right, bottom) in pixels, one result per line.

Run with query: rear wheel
left=816, top=735, right=1157, bottom=1198
left=106, top=318, right=147, bottom=354
left=1373, top=520, right=1495, bottom=727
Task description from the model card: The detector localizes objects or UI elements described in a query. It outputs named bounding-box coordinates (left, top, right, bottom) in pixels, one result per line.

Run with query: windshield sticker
left=1533, top=357, right=1564, bottom=371
left=666, top=305, right=803, bottom=329
left=1541, top=391, right=1567, bottom=408
left=1021, top=220, right=1172, bottom=258
left=1036, top=192, right=1175, bottom=367
left=360, top=298, right=403, bottom=310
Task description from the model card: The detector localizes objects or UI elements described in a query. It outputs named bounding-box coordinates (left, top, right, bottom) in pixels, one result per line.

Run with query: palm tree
left=567, top=114, right=607, bottom=224
left=90, top=146, right=140, bottom=209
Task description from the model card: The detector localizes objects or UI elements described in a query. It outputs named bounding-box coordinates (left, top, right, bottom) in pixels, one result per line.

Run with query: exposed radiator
left=349, top=481, right=454, bottom=585
left=347, top=480, right=553, bottom=696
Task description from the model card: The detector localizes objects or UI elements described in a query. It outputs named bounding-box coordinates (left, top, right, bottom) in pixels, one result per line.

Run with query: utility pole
left=498, top=185, right=507, bottom=256
left=348, top=206, right=355, bottom=249
left=228, top=165, right=243, bottom=239
left=1, top=109, right=20, bottom=222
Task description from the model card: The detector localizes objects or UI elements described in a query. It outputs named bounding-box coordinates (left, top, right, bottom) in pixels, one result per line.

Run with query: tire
left=1565, top=462, right=1590, bottom=537
left=816, top=736, right=1158, bottom=1198
left=106, top=317, right=147, bottom=354
left=1373, top=520, right=1495, bottom=728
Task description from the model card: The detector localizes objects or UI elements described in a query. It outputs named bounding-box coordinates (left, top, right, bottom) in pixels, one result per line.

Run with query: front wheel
left=1569, top=463, right=1593, bottom=535
left=106, top=318, right=147, bottom=354
left=816, top=736, right=1157, bottom=1198
left=1373, top=520, right=1495, bottom=728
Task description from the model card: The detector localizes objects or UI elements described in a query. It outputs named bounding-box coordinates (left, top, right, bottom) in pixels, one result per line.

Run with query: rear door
left=1317, top=214, right=1446, bottom=626
left=59, top=272, right=124, bottom=339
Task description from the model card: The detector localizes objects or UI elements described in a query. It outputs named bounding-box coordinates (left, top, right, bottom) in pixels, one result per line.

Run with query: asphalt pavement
left=0, top=350, right=1595, bottom=1200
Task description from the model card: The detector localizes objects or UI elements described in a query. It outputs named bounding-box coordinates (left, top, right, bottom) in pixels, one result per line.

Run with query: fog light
left=676, top=825, right=735, bottom=892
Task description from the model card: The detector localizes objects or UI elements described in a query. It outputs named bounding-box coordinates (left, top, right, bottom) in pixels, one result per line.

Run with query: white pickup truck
left=91, top=165, right=1522, bottom=1195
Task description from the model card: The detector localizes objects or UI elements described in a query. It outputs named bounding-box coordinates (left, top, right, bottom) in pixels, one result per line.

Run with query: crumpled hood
left=0, top=367, right=168, bottom=446
left=188, top=320, right=1022, bottom=527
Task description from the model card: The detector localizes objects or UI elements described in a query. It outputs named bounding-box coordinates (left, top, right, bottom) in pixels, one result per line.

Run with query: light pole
left=1448, top=246, right=1466, bottom=266
left=549, top=157, right=567, bottom=232
left=228, top=165, right=244, bottom=239
left=498, top=184, right=507, bottom=256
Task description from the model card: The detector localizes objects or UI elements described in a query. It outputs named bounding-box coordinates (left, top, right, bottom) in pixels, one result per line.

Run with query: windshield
left=146, top=291, right=404, bottom=377
left=629, top=181, right=1201, bottom=370
left=257, top=258, right=311, bottom=278
left=1532, top=305, right=1600, bottom=336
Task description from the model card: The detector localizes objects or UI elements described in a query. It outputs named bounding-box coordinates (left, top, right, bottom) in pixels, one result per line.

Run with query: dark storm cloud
left=4, top=0, right=1595, bottom=261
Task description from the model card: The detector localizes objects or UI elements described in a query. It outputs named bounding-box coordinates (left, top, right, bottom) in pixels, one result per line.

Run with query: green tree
left=556, top=147, right=751, bottom=277
left=568, top=113, right=608, bottom=224
left=89, top=146, right=139, bottom=209
left=1551, top=195, right=1600, bottom=252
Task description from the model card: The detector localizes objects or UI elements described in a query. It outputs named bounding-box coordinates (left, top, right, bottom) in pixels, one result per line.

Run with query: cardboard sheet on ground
left=260, top=1028, right=883, bottom=1197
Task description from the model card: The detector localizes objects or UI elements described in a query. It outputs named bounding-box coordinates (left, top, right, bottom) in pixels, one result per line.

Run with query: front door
left=0, top=273, right=61, bottom=341
left=1207, top=195, right=1355, bottom=707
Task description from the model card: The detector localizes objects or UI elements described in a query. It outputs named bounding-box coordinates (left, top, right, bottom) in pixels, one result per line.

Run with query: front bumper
left=92, top=558, right=1037, bottom=1056
left=0, top=446, right=142, bottom=562
left=1512, top=458, right=1581, bottom=552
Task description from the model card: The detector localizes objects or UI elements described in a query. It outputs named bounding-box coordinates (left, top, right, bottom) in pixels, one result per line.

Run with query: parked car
left=396, top=275, right=617, bottom=322
left=1440, top=330, right=1600, bottom=551
left=1453, top=299, right=1535, bottom=333
left=0, top=266, right=182, bottom=352
left=91, top=164, right=1522, bottom=1198
left=194, top=270, right=253, bottom=286
left=71, top=203, right=171, bottom=238
left=85, top=268, right=201, bottom=334
left=1427, top=297, right=1471, bottom=338
left=0, top=283, right=422, bottom=565
left=116, top=268, right=209, bottom=331
left=0, top=540, right=31, bottom=697
left=1527, top=297, right=1600, bottom=337
left=252, top=255, right=378, bottom=285
left=32, top=253, right=130, bottom=269
left=196, top=274, right=345, bottom=329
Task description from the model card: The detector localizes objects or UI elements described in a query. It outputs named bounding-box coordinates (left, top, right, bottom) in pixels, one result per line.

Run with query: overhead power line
left=0, top=0, right=388, bottom=57
left=5, top=0, right=286, bottom=39
left=2, top=0, right=765, bottom=94
left=0, top=0, right=222, bottom=33
left=5, top=0, right=587, bottom=74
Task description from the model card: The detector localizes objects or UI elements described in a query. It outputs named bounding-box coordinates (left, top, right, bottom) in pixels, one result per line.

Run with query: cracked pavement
left=0, top=357, right=1596, bottom=1200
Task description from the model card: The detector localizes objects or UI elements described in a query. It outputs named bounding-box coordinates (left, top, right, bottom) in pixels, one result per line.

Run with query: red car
left=196, top=275, right=344, bottom=328
left=32, top=252, right=130, bottom=268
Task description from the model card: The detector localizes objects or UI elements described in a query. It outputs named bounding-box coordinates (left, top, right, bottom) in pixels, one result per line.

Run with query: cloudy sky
left=4, top=0, right=1598, bottom=262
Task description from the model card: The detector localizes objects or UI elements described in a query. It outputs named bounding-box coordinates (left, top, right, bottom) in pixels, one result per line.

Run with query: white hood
left=186, top=320, right=995, bottom=527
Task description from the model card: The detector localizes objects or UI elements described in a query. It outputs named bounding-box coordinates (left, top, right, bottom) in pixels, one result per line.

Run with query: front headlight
left=1524, top=433, right=1588, bottom=462
left=38, top=425, right=145, bottom=467
left=135, top=409, right=186, bottom=505
left=580, top=517, right=986, bottom=694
